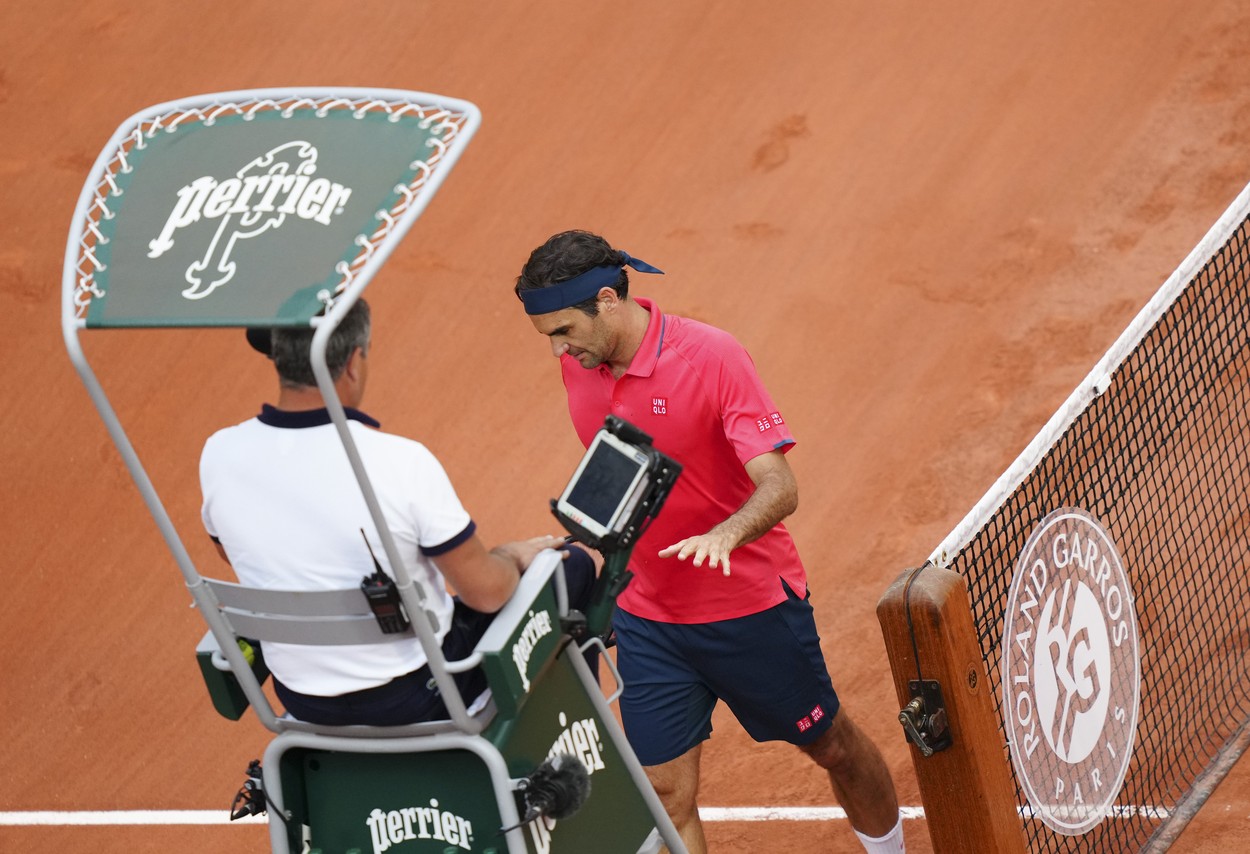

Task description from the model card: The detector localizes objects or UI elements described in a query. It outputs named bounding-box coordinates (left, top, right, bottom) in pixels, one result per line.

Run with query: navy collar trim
left=258, top=404, right=381, bottom=429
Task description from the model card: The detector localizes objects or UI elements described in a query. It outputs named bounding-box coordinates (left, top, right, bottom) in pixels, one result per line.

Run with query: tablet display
left=556, top=429, right=650, bottom=540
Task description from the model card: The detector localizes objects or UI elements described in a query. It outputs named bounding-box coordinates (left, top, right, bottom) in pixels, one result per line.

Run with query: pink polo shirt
left=561, top=298, right=807, bottom=623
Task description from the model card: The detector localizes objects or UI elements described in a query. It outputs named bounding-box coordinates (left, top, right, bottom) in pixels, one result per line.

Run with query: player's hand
left=658, top=532, right=735, bottom=576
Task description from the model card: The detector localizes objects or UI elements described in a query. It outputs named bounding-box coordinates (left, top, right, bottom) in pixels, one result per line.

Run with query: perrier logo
left=1001, top=507, right=1140, bottom=836
left=146, top=140, right=353, bottom=300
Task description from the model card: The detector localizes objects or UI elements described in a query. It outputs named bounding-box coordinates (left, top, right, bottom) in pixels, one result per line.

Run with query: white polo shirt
left=200, top=405, right=473, bottom=696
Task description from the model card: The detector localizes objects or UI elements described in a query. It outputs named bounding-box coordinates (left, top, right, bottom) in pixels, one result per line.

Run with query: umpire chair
left=61, top=87, right=684, bottom=854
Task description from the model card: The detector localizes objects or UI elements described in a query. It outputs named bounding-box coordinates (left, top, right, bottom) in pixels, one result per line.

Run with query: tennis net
left=929, top=181, right=1250, bottom=852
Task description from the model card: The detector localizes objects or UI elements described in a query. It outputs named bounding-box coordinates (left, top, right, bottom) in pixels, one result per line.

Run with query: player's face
left=529, top=304, right=615, bottom=370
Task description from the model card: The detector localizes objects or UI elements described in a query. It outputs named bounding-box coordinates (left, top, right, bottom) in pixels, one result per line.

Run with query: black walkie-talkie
left=359, top=529, right=411, bottom=634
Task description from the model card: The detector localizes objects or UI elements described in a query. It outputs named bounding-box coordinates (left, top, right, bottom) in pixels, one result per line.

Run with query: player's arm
left=657, top=449, right=797, bottom=576
left=433, top=533, right=569, bottom=613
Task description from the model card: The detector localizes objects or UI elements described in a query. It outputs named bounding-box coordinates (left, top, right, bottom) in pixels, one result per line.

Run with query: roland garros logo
left=1002, top=508, right=1140, bottom=836
left=146, top=140, right=353, bottom=300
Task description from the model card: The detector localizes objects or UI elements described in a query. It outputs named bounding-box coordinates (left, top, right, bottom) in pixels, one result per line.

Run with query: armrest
left=472, top=550, right=565, bottom=719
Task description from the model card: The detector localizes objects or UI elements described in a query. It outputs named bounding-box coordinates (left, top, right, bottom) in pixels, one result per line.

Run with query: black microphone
left=501, top=754, right=591, bottom=832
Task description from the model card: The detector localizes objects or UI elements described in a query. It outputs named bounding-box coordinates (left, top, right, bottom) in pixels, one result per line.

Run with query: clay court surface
left=5, top=2, right=1250, bottom=851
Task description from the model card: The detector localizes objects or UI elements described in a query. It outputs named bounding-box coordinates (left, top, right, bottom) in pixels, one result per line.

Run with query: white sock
left=854, top=815, right=905, bottom=854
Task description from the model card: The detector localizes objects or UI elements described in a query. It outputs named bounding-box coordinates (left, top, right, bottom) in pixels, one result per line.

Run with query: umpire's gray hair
left=271, top=298, right=371, bottom=389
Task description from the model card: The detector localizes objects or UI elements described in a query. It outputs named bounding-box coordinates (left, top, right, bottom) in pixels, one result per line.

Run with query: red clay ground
left=4, top=2, right=1250, bottom=851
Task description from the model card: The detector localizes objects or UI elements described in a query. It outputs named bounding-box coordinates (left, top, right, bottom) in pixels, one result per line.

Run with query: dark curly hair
left=514, top=230, right=630, bottom=316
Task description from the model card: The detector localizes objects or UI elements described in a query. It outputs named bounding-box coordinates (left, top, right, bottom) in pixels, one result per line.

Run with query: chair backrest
left=197, top=550, right=566, bottom=735
left=204, top=580, right=409, bottom=646
left=196, top=575, right=463, bottom=738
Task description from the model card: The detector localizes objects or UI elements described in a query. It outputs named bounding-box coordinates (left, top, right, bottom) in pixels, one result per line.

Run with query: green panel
left=300, top=750, right=506, bottom=854
left=86, top=109, right=438, bottom=327
left=478, top=582, right=562, bottom=719
left=195, top=635, right=269, bottom=721
left=278, top=651, right=656, bottom=854
left=489, top=652, right=656, bottom=854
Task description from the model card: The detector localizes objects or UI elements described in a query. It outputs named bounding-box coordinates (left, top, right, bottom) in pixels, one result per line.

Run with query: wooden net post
left=877, top=564, right=1025, bottom=853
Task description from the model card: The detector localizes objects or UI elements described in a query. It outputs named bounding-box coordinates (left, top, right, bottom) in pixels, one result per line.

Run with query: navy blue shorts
left=613, top=577, right=840, bottom=766
left=275, top=547, right=597, bottom=726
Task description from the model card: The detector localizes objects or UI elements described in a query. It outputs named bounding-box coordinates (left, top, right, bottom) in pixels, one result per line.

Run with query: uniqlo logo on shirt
left=796, top=715, right=813, bottom=733
left=652, top=397, right=667, bottom=415
left=756, top=417, right=772, bottom=433
left=770, top=411, right=785, bottom=426
left=810, top=704, right=825, bottom=723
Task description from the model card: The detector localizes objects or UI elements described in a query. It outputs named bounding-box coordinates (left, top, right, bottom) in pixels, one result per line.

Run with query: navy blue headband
left=521, top=252, right=664, bottom=315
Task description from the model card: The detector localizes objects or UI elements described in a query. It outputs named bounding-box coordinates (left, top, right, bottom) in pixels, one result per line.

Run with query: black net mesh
left=944, top=212, right=1250, bottom=851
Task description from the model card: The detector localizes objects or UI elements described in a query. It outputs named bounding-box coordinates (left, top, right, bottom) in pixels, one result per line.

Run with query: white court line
left=0, top=808, right=926, bottom=826
left=700, top=807, right=928, bottom=821
left=0, top=804, right=1168, bottom=826
left=0, top=811, right=267, bottom=826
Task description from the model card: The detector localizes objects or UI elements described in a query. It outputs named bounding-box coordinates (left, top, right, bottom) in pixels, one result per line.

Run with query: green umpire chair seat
left=196, top=550, right=669, bottom=854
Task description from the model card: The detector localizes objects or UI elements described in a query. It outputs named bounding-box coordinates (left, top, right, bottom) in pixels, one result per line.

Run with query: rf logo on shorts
left=1001, top=507, right=1140, bottom=836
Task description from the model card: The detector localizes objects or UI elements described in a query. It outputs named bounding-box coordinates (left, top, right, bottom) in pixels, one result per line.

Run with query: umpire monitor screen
left=557, top=430, right=650, bottom=538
